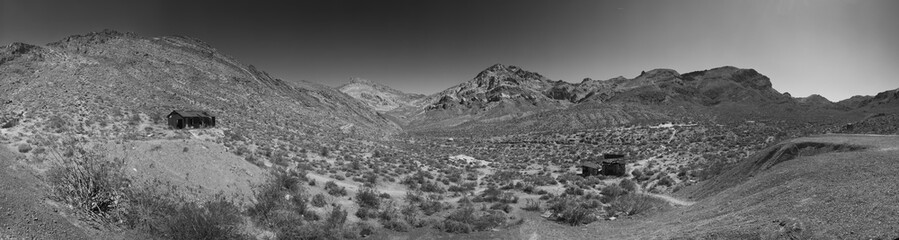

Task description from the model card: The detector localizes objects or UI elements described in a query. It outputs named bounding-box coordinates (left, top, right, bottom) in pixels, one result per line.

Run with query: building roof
left=602, top=159, right=628, bottom=164
left=580, top=162, right=602, bottom=168
left=169, top=110, right=213, bottom=118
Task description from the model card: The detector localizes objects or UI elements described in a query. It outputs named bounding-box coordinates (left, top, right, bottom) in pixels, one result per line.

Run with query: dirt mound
left=686, top=140, right=865, bottom=200
left=108, top=138, right=267, bottom=206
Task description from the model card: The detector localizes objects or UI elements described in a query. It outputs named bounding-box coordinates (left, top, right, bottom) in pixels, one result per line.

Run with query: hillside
left=0, top=30, right=398, bottom=149
left=353, top=64, right=855, bottom=134
left=337, top=77, right=426, bottom=112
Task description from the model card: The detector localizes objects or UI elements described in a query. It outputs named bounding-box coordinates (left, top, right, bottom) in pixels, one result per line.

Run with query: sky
left=1, top=0, right=897, bottom=101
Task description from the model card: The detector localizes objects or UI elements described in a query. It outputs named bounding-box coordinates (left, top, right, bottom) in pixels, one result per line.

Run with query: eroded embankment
left=687, top=141, right=866, bottom=200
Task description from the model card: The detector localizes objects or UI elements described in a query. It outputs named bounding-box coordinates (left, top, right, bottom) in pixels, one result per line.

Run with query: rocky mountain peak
left=796, top=94, right=833, bottom=104
left=349, top=77, right=374, bottom=85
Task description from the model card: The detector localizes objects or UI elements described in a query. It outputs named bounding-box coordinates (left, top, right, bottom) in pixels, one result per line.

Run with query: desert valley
left=1, top=6, right=899, bottom=235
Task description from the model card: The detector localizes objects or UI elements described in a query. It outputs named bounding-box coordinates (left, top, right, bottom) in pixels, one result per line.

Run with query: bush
left=324, top=181, right=347, bottom=196
left=355, top=207, right=378, bottom=220
left=547, top=196, right=597, bottom=226
left=439, top=207, right=506, bottom=233
left=0, top=119, right=17, bottom=128
left=246, top=171, right=308, bottom=227
left=619, top=179, right=637, bottom=192
left=657, top=175, right=675, bottom=187
left=311, top=193, right=327, bottom=207
left=381, top=218, right=411, bottom=232
left=355, top=187, right=381, bottom=209
left=158, top=198, right=246, bottom=240
left=17, top=144, right=32, bottom=153
left=123, top=190, right=248, bottom=240
left=489, top=202, right=513, bottom=213
left=419, top=199, right=444, bottom=216
left=599, top=185, right=626, bottom=204
left=558, top=205, right=596, bottom=226
left=608, top=193, right=659, bottom=216
left=45, top=144, right=128, bottom=218
left=523, top=199, right=542, bottom=212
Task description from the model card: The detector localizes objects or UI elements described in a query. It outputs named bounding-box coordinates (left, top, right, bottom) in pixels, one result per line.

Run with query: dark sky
left=2, top=0, right=898, bottom=100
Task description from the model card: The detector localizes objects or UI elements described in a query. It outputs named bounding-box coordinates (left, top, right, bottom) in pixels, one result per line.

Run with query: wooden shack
left=167, top=110, right=216, bottom=129
left=580, top=162, right=602, bottom=177
left=601, top=160, right=627, bottom=176
left=580, top=153, right=628, bottom=177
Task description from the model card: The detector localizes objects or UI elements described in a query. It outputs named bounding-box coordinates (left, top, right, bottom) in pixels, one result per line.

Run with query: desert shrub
left=657, top=175, right=675, bottom=187
left=599, top=185, right=626, bottom=203
left=523, top=199, right=542, bottom=212
left=608, top=193, right=660, bottom=216
left=525, top=174, right=557, bottom=186
left=46, top=115, right=68, bottom=132
left=246, top=171, right=308, bottom=228
left=381, top=218, right=411, bottom=232
left=547, top=196, right=597, bottom=226
left=277, top=222, right=328, bottom=240
left=311, top=194, right=327, bottom=207
left=355, top=187, right=381, bottom=209
left=420, top=181, right=445, bottom=193
left=45, top=144, right=129, bottom=219
left=564, top=186, right=585, bottom=196
left=129, top=114, right=142, bottom=126
left=558, top=205, right=596, bottom=226
left=489, top=202, right=513, bottom=213
left=17, top=144, right=32, bottom=153
left=439, top=207, right=506, bottom=233
left=631, top=168, right=646, bottom=181
left=619, top=179, right=637, bottom=192
left=556, top=173, right=584, bottom=185
left=419, top=198, right=444, bottom=216
left=122, top=188, right=248, bottom=240
left=157, top=198, right=246, bottom=240
left=324, top=181, right=347, bottom=196
left=404, top=190, right=424, bottom=203
left=325, top=205, right=348, bottom=229
left=0, top=119, right=17, bottom=128
left=355, top=207, right=378, bottom=220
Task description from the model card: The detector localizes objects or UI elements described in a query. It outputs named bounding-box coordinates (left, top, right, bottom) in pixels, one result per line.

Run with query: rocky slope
left=337, top=77, right=425, bottom=112
left=0, top=30, right=398, bottom=146
left=368, top=64, right=842, bottom=133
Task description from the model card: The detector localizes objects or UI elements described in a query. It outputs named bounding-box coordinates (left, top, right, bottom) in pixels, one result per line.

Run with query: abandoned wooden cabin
left=601, top=159, right=627, bottom=176
left=580, top=162, right=602, bottom=177
left=167, top=110, right=216, bottom=129
left=580, top=153, right=628, bottom=177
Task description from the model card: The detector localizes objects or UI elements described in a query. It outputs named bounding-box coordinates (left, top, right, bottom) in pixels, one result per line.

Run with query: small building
left=601, top=160, right=627, bottom=176
left=580, top=153, right=628, bottom=177
left=580, top=162, right=602, bottom=177
left=167, top=110, right=216, bottom=129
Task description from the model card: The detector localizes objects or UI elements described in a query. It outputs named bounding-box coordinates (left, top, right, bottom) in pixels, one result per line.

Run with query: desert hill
left=337, top=77, right=426, bottom=112
left=0, top=30, right=398, bottom=148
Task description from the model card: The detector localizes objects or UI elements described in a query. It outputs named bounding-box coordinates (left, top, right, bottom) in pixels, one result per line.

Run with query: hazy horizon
left=2, top=0, right=897, bottom=101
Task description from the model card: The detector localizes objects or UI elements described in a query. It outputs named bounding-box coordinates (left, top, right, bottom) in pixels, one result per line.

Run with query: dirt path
left=631, top=179, right=696, bottom=206
left=645, top=192, right=695, bottom=206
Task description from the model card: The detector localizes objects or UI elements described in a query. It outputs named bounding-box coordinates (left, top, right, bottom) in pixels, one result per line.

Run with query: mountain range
left=2, top=30, right=896, bottom=139
left=340, top=63, right=897, bottom=134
